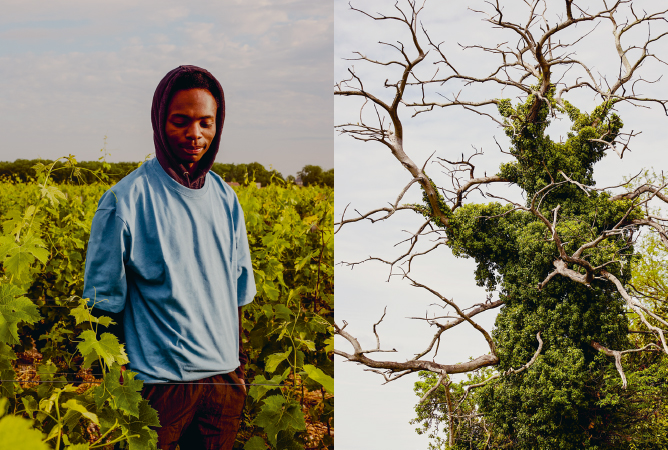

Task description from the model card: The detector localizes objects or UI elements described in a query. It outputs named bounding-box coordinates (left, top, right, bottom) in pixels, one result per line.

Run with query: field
left=0, top=159, right=333, bottom=450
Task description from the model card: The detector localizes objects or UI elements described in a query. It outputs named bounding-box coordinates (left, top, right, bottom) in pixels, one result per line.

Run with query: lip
left=181, top=147, right=204, bottom=154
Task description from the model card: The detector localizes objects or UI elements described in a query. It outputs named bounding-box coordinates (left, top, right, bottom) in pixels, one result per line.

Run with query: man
left=83, top=65, right=256, bottom=450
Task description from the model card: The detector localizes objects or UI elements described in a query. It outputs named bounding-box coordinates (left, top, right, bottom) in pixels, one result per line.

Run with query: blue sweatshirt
left=83, top=157, right=256, bottom=382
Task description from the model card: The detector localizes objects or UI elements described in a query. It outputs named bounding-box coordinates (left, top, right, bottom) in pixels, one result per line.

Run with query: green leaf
left=261, top=304, right=274, bottom=318
left=0, top=341, right=17, bottom=370
left=70, top=299, right=114, bottom=328
left=62, top=399, right=100, bottom=425
left=323, top=334, right=334, bottom=354
left=31, top=162, right=46, bottom=176
left=0, top=284, right=41, bottom=344
left=252, top=395, right=306, bottom=446
left=262, top=258, right=284, bottom=281
left=0, top=414, right=48, bottom=450
left=0, top=369, right=14, bottom=397
left=303, top=364, right=334, bottom=394
left=37, top=360, right=58, bottom=381
left=273, top=304, right=292, bottom=321
left=276, top=430, right=305, bottom=450
left=137, top=399, right=161, bottom=428
left=265, top=347, right=292, bottom=373
left=103, top=366, right=144, bottom=418
left=262, top=282, right=280, bottom=301
left=1, top=234, right=49, bottom=281
left=21, top=396, right=38, bottom=419
left=295, top=250, right=316, bottom=271
left=249, top=373, right=286, bottom=402
left=243, top=436, right=268, bottom=450
left=66, top=444, right=90, bottom=450
left=1, top=210, right=26, bottom=239
left=120, top=400, right=160, bottom=450
left=296, top=337, right=316, bottom=352
left=77, top=330, right=129, bottom=368
left=40, top=185, right=67, bottom=207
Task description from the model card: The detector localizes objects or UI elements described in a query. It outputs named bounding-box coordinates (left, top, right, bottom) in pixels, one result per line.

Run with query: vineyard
left=0, top=157, right=333, bottom=450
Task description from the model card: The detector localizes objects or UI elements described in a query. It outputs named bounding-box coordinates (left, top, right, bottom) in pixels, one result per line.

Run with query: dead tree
left=335, top=0, right=668, bottom=446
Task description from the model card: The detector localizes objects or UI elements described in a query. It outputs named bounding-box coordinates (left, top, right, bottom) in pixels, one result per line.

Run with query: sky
left=0, top=0, right=333, bottom=178
left=334, top=0, right=668, bottom=449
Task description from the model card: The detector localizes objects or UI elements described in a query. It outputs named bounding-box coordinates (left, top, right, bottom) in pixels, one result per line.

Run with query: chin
left=176, top=150, right=207, bottom=164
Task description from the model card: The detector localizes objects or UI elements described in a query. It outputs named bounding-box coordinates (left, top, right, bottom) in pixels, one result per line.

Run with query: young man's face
left=165, top=88, right=217, bottom=168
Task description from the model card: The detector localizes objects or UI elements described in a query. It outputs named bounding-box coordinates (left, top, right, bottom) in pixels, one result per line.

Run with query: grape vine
left=0, top=157, right=333, bottom=450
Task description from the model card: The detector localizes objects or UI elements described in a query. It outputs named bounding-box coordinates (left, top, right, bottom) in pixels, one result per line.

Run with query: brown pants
left=142, top=372, right=247, bottom=450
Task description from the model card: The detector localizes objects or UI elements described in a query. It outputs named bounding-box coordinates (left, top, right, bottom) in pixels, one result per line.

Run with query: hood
left=151, top=65, right=225, bottom=189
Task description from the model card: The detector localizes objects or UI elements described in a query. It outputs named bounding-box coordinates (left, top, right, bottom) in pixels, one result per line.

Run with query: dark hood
left=151, top=65, right=225, bottom=189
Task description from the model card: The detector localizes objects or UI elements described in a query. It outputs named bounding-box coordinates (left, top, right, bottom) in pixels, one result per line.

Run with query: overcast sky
left=334, top=1, right=668, bottom=449
left=0, top=0, right=332, bottom=177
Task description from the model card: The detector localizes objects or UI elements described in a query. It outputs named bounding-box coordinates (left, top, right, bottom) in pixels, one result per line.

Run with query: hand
left=239, top=377, right=247, bottom=395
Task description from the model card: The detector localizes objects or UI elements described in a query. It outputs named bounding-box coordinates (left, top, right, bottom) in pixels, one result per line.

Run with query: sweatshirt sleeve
left=235, top=200, right=256, bottom=307
left=83, top=204, right=131, bottom=314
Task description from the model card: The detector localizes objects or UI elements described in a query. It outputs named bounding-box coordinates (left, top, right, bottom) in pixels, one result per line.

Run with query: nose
left=185, top=122, right=203, bottom=141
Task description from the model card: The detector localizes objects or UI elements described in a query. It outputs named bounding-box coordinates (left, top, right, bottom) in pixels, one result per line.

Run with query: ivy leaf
left=77, top=331, right=129, bottom=368
left=0, top=284, right=41, bottom=344
left=0, top=414, right=48, bottom=450
left=104, top=366, right=144, bottom=418
left=303, top=364, right=333, bottom=394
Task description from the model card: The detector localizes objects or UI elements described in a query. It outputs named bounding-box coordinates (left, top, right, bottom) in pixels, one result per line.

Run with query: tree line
left=0, top=159, right=333, bottom=187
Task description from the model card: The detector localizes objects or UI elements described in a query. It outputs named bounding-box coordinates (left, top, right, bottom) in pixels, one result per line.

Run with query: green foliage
left=297, top=165, right=334, bottom=187
left=0, top=398, right=49, bottom=450
left=0, top=156, right=333, bottom=449
left=412, top=369, right=504, bottom=450
left=0, top=158, right=293, bottom=187
left=631, top=229, right=668, bottom=317
left=210, top=162, right=285, bottom=186
left=0, top=159, right=139, bottom=185
left=236, top=182, right=334, bottom=449
left=0, top=284, right=40, bottom=344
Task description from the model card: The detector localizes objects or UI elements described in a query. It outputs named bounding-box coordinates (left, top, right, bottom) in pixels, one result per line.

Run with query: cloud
left=0, top=0, right=333, bottom=176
